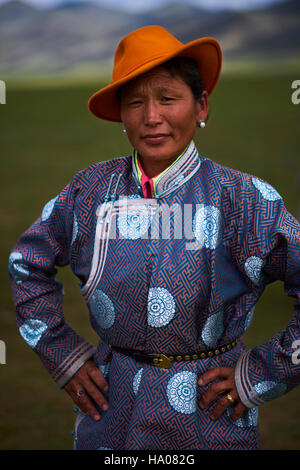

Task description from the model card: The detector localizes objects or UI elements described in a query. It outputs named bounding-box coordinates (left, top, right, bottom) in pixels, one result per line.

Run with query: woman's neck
left=137, top=145, right=189, bottom=179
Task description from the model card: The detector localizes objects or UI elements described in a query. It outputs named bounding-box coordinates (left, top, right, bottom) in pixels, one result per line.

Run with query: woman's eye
left=128, top=99, right=142, bottom=106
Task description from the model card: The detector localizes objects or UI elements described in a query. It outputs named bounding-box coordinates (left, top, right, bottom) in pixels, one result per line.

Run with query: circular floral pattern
left=167, top=371, right=197, bottom=414
left=147, top=287, right=176, bottom=328
left=133, top=368, right=144, bottom=396
left=8, top=252, right=30, bottom=285
left=201, top=311, right=224, bottom=348
left=244, top=256, right=264, bottom=285
left=117, top=195, right=154, bottom=239
left=19, top=319, right=48, bottom=348
left=227, top=407, right=258, bottom=427
left=193, top=205, right=221, bottom=249
left=88, top=289, right=115, bottom=329
left=254, top=380, right=287, bottom=402
left=251, top=177, right=281, bottom=201
left=41, top=196, right=57, bottom=221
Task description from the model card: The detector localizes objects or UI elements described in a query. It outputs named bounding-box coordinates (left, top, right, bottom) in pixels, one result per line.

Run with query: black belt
left=111, top=338, right=239, bottom=369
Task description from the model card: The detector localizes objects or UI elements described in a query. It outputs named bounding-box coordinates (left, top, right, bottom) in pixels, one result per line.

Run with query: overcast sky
left=0, top=0, right=286, bottom=11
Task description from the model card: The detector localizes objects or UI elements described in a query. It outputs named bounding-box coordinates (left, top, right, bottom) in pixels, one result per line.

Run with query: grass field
left=0, top=69, right=299, bottom=450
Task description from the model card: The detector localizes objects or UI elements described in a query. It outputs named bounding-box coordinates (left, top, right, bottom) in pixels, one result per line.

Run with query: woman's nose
left=143, top=100, right=162, bottom=126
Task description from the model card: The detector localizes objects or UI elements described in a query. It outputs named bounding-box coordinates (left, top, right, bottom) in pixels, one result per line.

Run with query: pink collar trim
left=136, top=155, right=161, bottom=198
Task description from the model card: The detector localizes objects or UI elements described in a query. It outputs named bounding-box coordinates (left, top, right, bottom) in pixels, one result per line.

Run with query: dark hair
left=160, top=56, right=205, bottom=101
left=117, top=56, right=204, bottom=104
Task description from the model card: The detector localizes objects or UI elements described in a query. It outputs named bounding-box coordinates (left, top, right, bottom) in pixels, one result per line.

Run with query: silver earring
left=123, top=128, right=127, bottom=134
left=198, top=120, right=206, bottom=128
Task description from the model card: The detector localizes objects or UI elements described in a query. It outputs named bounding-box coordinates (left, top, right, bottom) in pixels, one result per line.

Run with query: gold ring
left=226, top=393, right=236, bottom=405
left=76, top=389, right=86, bottom=399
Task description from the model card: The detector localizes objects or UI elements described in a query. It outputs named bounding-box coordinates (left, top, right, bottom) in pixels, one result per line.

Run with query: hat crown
left=113, top=25, right=183, bottom=82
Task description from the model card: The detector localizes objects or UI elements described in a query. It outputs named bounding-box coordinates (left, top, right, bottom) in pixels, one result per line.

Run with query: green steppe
left=0, top=67, right=299, bottom=449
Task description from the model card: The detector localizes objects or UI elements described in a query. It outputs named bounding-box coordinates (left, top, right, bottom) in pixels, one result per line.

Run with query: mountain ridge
left=0, top=0, right=299, bottom=76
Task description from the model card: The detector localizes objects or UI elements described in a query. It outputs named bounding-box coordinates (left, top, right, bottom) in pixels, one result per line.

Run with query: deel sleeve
left=233, top=177, right=300, bottom=408
left=9, top=177, right=96, bottom=388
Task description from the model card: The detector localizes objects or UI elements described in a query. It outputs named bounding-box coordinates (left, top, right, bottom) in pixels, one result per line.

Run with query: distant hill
left=0, top=0, right=299, bottom=76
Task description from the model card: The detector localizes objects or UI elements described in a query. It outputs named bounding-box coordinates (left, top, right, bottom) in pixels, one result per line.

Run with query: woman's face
left=120, top=66, right=208, bottom=167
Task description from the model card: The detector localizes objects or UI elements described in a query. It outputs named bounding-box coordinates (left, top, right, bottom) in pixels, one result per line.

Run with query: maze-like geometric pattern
left=9, top=141, right=300, bottom=449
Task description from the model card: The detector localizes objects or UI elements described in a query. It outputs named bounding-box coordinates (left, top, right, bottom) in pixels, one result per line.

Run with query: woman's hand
left=64, top=359, right=109, bottom=421
left=198, top=366, right=247, bottom=421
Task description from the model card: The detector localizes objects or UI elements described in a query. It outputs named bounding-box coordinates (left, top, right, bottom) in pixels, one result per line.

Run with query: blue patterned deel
left=147, top=287, right=176, bottom=328
left=251, top=177, right=281, bottom=201
left=8, top=252, right=30, bottom=284
left=193, top=205, right=221, bottom=249
left=41, top=196, right=57, bottom=221
left=202, top=311, right=224, bottom=347
left=167, top=371, right=197, bottom=414
left=88, top=289, right=115, bottom=329
left=9, top=139, right=300, bottom=450
left=244, top=256, right=264, bottom=286
left=19, top=319, right=48, bottom=348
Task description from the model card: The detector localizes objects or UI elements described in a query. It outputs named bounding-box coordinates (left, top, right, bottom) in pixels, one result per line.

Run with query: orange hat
left=88, top=25, right=222, bottom=122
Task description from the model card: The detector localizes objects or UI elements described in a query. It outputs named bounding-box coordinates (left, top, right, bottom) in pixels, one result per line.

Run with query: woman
left=9, top=25, right=300, bottom=450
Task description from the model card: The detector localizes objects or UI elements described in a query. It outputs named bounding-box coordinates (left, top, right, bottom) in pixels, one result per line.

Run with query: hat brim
left=88, top=37, right=222, bottom=122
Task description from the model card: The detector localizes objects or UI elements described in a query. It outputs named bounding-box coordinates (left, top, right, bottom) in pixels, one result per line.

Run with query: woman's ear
left=195, top=90, right=209, bottom=123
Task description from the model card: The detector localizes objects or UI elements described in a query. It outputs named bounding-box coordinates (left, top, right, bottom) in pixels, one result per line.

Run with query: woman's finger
left=199, top=378, right=232, bottom=410
left=71, top=387, right=102, bottom=421
left=198, top=366, right=233, bottom=386
left=86, top=363, right=109, bottom=393
left=81, top=377, right=109, bottom=412
left=208, top=390, right=244, bottom=421
left=230, top=401, right=248, bottom=422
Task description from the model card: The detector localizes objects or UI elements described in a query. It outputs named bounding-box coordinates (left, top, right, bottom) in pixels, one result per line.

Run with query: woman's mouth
left=142, top=134, right=170, bottom=145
